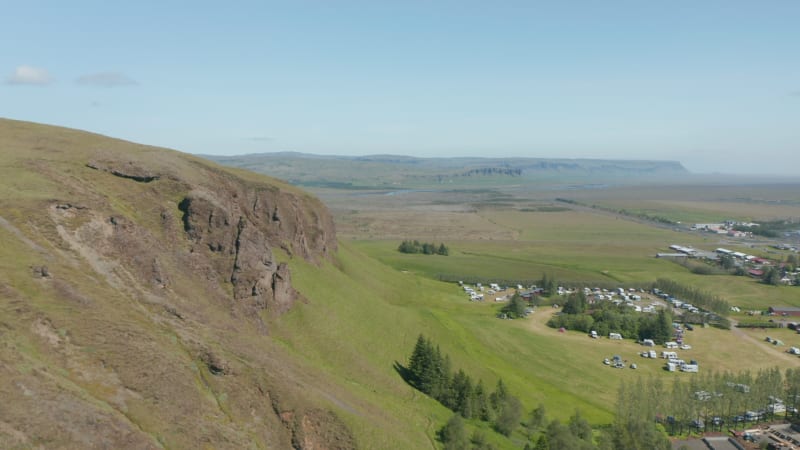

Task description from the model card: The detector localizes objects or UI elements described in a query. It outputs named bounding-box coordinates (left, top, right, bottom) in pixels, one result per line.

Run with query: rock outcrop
left=178, top=174, right=336, bottom=314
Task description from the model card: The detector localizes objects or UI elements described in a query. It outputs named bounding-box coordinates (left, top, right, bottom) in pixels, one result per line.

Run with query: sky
left=1, top=1, right=798, bottom=174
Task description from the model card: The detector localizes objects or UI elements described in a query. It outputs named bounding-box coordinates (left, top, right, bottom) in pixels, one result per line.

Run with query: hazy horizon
left=2, top=2, right=798, bottom=175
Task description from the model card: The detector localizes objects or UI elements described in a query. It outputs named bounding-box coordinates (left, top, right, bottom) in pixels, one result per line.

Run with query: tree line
left=406, top=335, right=606, bottom=449
left=618, top=367, right=800, bottom=437
left=405, top=335, right=523, bottom=437
left=398, top=240, right=450, bottom=255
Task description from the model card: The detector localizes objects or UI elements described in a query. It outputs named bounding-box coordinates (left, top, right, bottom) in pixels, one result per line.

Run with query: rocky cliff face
left=178, top=177, right=336, bottom=316
left=80, top=156, right=338, bottom=321
left=0, top=119, right=352, bottom=449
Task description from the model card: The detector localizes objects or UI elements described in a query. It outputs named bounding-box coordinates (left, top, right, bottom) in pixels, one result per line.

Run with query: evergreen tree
left=720, top=254, right=735, bottom=270
left=546, top=419, right=578, bottom=450
left=502, top=292, right=528, bottom=318
left=494, top=395, right=522, bottom=437
left=540, top=273, right=556, bottom=296
left=763, top=266, right=781, bottom=285
left=568, top=409, right=593, bottom=442
left=440, top=414, right=470, bottom=450
left=489, top=379, right=509, bottom=413
left=408, top=334, right=431, bottom=388
left=534, top=434, right=549, bottom=450
left=562, top=291, right=587, bottom=315
left=473, top=380, right=492, bottom=421
left=451, top=369, right=474, bottom=418
left=526, top=403, right=547, bottom=435
left=438, top=243, right=449, bottom=256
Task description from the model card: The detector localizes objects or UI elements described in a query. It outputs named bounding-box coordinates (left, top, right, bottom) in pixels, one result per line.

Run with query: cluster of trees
left=618, top=367, right=800, bottom=437
left=547, top=296, right=674, bottom=344
left=406, top=335, right=523, bottom=436
left=556, top=197, right=676, bottom=225
left=398, top=240, right=449, bottom=255
left=733, top=219, right=798, bottom=238
left=671, top=258, right=728, bottom=276
left=539, top=273, right=556, bottom=297
left=718, top=254, right=749, bottom=277
left=616, top=208, right=677, bottom=225
left=652, top=279, right=729, bottom=315
left=501, top=292, right=529, bottom=319
left=460, top=168, right=522, bottom=177
left=440, top=406, right=598, bottom=450
left=786, top=253, right=798, bottom=272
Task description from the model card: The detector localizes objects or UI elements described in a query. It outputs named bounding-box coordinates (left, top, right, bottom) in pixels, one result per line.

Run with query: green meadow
left=272, top=237, right=800, bottom=447
left=208, top=145, right=800, bottom=447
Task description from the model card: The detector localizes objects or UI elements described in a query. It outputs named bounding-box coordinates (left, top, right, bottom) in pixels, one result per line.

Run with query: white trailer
left=681, top=364, right=699, bottom=373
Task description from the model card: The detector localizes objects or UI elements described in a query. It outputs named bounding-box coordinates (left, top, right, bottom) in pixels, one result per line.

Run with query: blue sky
left=1, top=1, right=798, bottom=174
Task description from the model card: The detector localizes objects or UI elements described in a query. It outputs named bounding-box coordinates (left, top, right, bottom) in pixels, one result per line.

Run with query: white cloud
left=5, top=65, right=53, bottom=85
left=76, top=72, right=137, bottom=87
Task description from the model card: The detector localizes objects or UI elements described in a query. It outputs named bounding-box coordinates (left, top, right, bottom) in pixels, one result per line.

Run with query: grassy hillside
left=2, top=118, right=646, bottom=449
left=3, top=118, right=799, bottom=449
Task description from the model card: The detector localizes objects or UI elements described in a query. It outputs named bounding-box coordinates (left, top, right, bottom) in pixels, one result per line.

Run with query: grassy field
left=258, top=165, right=800, bottom=447
left=204, top=138, right=800, bottom=446
left=272, top=241, right=800, bottom=447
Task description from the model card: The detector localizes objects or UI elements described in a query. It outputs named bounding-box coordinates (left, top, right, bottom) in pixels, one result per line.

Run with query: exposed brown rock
left=177, top=178, right=335, bottom=315
left=88, top=159, right=161, bottom=182
left=31, top=265, right=50, bottom=278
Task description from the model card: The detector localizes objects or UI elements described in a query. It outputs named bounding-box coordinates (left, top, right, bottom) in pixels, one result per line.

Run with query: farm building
left=747, top=269, right=764, bottom=278
left=769, top=306, right=800, bottom=317
left=656, top=253, right=687, bottom=259
left=519, top=289, right=543, bottom=301
left=669, top=245, right=697, bottom=256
